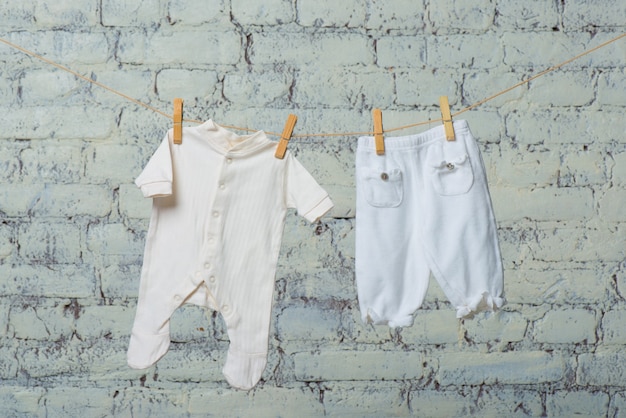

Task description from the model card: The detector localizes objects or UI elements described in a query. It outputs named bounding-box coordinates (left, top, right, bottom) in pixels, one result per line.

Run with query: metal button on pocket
left=380, top=172, right=389, bottom=181
left=446, top=163, right=455, bottom=170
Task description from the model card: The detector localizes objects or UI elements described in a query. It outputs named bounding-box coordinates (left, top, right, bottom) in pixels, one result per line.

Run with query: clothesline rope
left=1, top=32, right=625, bottom=138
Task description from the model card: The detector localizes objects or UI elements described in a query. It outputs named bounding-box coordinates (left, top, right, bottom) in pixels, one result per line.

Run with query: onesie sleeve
left=285, top=152, right=334, bottom=223
left=135, top=133, right=173, bottom=198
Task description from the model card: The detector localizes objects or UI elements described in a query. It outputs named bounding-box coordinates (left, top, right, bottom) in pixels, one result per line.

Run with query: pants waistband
left=358, top=120, right=470, bottom=151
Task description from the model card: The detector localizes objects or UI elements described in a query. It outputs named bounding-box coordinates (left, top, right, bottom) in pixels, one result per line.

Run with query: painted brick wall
left=1, top=0, right=625, bottom=416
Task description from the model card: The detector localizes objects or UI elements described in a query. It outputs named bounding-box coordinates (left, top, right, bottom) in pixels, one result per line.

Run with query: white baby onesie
left=127, top=120, right=334, bottom=390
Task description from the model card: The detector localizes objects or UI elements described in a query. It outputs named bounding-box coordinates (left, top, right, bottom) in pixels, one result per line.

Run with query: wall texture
left=1, top=0, right=625, bottom=416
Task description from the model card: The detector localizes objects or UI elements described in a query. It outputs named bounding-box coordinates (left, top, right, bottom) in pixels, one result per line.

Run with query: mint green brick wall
left=1, top=1, right=625, bottom=417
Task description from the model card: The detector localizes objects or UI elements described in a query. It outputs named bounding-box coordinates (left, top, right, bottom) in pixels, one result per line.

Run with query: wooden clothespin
left=173, top=98, right=183, bottom=144
left=372, top=108, right=384, bottom=155
left=274, top=114, right=298, bottom=159
left=439, top=96, right=455, bottom=141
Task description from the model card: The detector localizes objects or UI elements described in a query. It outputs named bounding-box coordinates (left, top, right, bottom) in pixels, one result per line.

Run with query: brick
left=601, top=310, right=626, bottom=345
left=534, top=309, right=597, bottom=344
left=611, top=152, right=626, bottom=185
left=285, top=270, right=354, bottom=302
left=91, top=69, right=154, bottom=105
left=464, top=311, right=527, bottom=343
left=0, top=144, right=21, bottom=183
left=294, top=69, right=394, bottom=108
left=472, top=388, right=544, bottom=417
left=613, top=392, right=626, bottom=416
left=102, top=0, right=162, bottom=27
left=19, top=69, right=82, bottom=104
left=0, top=386, right=44, bottom=416
left=33, top=1, right=99, bottom=27
left=504, top=267, right=608, bottom=305
left=85, top=144, right=144, bottom=184
left=462, top=71, right=526, bottom=109
left=75, top=305, right=134, bottom=340
left=563, top=0, right=626, bottom=28
left=17, top=340, right=82, bottom=377
left=493, top=147, right=560, bottom=188
left=578, top=352, right=626, bottom=386
left=376, top=36, right=426, bottom=68
left=30, top=185, right=113, bottom=217
left=6, top=31, right=110, bottom=64
left=527, top=70, right=596, bottom=107
left=250, top=33, right=371, bottom=66
left=294, top=351, right=423, bottom=381
left=0, top=223, right=15, bottom=263
left=169, top=304, right=216, bottom=343
left=409, top=388, right=543, bottom=417
left=0, top=342, right=18, bottom=379
left=86, top=223, right=145, bottom=258
left=437, top=351, right=565, bottom=385
left=277, top=304, right=342, bottom=341
left=409, top=389, right=473, bottom=416
left=99, top=261, right=142, bottom=298
left=43, top=387, right=116, bottom=417
left=296, top=0, right=365, bottom=28
left=117, top=108, right=168, bottom=146
left=113, top=387, right=188, bottom=416
left=9, top=303, right=74, bottom=341
left=19, top=221, right=81, bottom=263
left=0, top=264, right=96, bottom=298
left=547, top=390, right=609, bottom=417
left=1, top=106, right=114, bottom=140
left=529, top=226, right=625, bottom=263
left=188, top=387, right=324, bottom=416
left=598, top=69, right=626, bottom=105
left=400, top=309, right=461, bottom=345
left=540, top=227, right=621, bottom=263
left=429, top=0, right=496, bottom=32
left=323, top=383, right=409, bottom=416
left=153, top=343, right=226, bottom=383
left=559, top=149, right=607, bottom=186
left=223, top=69, right=292, bottom=107
left=502, top=32, right=595, bottom=68
left=427, top=34, right=502, bottom=69
left=20, top=143, right=82, bottom=183
left=365, top=0, right=425, bottom=31
left=0, top=184, right=43, bottom=216
left=491, top=186, right=593, bottom=222
left=117, top=30, right=242, bottom=65
left=166, top=0, right=228, bottom=26
left=494, top=0, right=559, bottom=30
left=395, top=70, right=460, bottom=107
left=0, top=4, right=34, bottom=29
left=80, top=340, right=141, bottom=380
left=231, top=0, right=294, bottom=26
left=156, top=69, right=219, bottom=102
left=119, top=183, right=151, bottom=219
left=598, top=187, right=626, bottom=222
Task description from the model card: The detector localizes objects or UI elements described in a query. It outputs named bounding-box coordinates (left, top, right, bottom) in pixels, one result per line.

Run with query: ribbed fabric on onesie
left=127, top=120, right=333, bottom=390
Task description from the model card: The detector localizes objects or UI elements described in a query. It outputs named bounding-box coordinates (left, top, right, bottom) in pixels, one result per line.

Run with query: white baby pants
left=355, top=120, right=504, bottom=327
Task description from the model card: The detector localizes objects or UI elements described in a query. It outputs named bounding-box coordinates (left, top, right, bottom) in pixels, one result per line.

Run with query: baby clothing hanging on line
left=355, top=120, right=505, bottom=326
left=127, top=120, right=334, bottom=390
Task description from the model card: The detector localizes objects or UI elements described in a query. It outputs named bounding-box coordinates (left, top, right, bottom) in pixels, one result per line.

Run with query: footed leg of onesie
left=220, top=305, right=269, bottom=390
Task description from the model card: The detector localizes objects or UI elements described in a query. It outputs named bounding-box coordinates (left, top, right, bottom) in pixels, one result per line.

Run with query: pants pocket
left=362, top=167, right=404, bottom=207
left=429, top=153, right=474, bottom=195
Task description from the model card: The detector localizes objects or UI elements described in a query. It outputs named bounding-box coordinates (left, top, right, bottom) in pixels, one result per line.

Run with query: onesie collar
left=196, top=120, right=271, bottom=156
